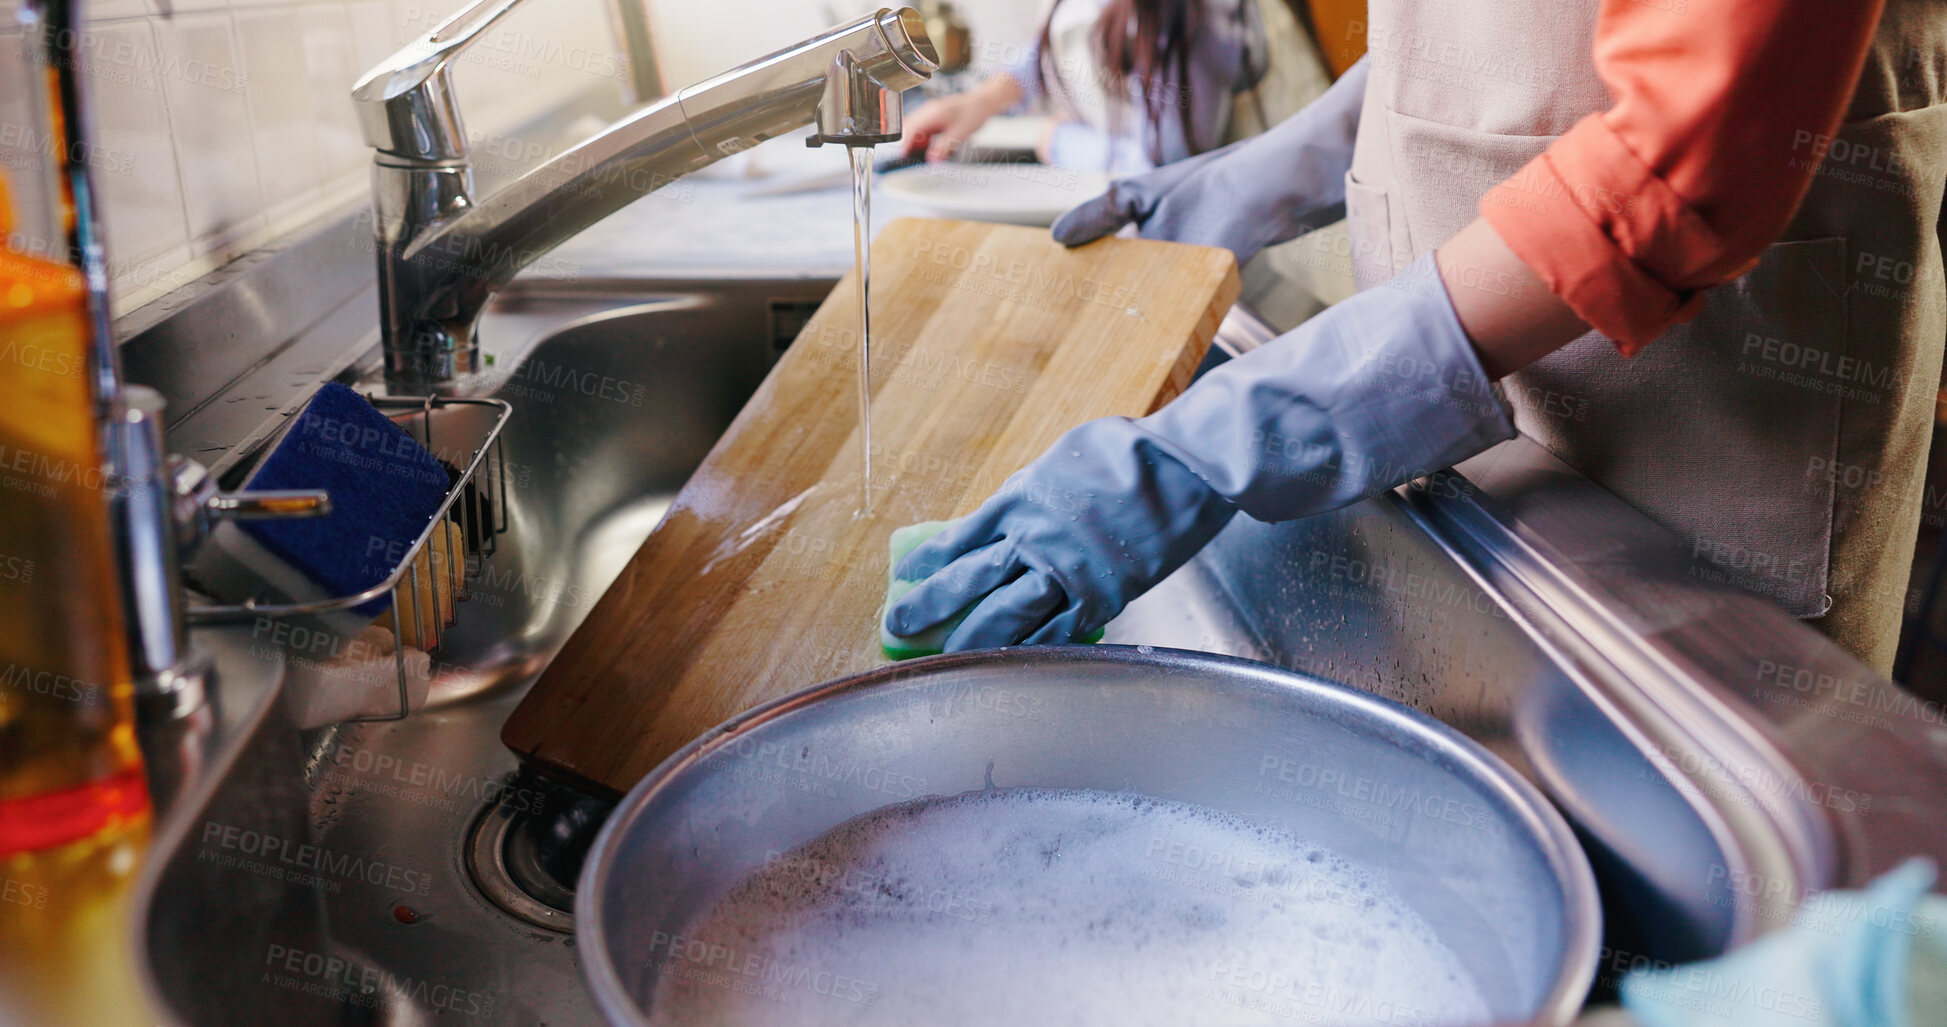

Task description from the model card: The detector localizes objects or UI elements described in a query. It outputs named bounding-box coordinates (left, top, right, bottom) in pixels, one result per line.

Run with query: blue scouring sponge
left=237, top=383, right=450, bottom=614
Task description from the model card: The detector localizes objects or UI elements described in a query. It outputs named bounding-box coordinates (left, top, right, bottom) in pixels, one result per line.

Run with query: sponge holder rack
left=187, top=394, right=514, bottom=722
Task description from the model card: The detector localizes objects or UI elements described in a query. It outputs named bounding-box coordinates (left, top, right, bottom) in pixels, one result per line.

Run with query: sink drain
left=466, top=772, right=613, bottom=932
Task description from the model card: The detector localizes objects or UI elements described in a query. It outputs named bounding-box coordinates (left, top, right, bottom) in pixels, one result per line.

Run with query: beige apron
left=1344, top=0, right=1947, bottom=673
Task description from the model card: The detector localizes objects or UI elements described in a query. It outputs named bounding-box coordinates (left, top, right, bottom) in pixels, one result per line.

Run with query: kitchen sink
left=138, top=274, right=838, bottom=1026
left=128, top=267, right=1663, bottom=1026
left=133, top=260, right=1947, bottom=1024
left=142, top=271, right=1589, bottom=1026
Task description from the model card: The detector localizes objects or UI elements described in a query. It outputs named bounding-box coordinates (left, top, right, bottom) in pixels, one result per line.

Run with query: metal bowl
left=577, top=646, right=1600, bottom=1024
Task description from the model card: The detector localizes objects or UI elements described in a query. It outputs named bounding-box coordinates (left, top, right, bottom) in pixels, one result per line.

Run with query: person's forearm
left=1475, top=0, right=1883, bottom=356
left=1435, top=218, right=1591, bottom=380
left=905, top=74, right=1028, bottom=161
left=974, top=72, right=1024, bottom=117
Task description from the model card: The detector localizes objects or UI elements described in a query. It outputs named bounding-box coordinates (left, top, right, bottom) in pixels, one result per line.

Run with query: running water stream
left=849, top=146, right=873, bottom=515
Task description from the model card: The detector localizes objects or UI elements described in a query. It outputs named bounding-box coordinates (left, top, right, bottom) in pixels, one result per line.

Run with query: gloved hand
left=1050, top=56, right=1368, bottom=266
left=884, top=252, right=1515, bottom=651
left=1621, top=858, right=1946, bottom=1027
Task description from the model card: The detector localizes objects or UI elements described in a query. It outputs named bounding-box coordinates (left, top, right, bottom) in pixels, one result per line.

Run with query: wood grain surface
left=501, top=217, right=1239, bottom=795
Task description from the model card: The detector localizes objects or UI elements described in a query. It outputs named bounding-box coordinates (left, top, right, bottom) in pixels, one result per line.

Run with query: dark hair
left=1036, top=0, right=1203, bottom=166
left=1033, top=0, right=1314, bottom=166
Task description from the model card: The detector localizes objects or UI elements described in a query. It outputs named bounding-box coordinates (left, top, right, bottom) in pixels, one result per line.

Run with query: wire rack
left=189, top=394, right=514, bottom=722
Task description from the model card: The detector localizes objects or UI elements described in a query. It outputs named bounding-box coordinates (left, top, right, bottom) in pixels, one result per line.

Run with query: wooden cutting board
left=501, top=217, right=1238, bottom=795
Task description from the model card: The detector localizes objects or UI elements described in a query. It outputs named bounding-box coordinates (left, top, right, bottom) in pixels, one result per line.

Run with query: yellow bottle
left=0, top=168, right=157, bottom=1025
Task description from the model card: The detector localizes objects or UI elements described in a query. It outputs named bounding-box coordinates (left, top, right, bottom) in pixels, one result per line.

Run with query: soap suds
left=644, top=787, right=1489, bottom=1025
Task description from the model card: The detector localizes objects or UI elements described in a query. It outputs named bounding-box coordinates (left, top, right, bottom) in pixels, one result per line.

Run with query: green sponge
left=878, top=520, right=1105, bottom=660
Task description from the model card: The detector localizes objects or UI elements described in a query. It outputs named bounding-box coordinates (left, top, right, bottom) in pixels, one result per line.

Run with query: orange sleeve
left=1479, top=0, right=1885, bottom=356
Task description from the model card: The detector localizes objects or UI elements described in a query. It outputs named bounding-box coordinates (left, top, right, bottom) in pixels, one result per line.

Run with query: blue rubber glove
left=1049, top=56, right=1368, bottom=266
left=1621, top=858, right=1945, bottom=1027
left=884, top=253, right=1515, bottom=651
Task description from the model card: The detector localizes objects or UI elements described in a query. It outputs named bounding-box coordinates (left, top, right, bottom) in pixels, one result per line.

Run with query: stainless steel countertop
left=533, top=130, right=1055, bottom=279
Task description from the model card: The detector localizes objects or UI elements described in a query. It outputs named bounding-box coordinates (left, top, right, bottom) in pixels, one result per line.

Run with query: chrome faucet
left=353, top=2, right=938, bottom=392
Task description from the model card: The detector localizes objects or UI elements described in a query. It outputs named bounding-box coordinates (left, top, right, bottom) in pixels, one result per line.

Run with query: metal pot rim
left=575, top=643, right=1602, bottom=1026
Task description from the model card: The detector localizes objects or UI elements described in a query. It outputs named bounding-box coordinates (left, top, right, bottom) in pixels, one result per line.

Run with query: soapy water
left=645, top=787, right=1491, bottom=1025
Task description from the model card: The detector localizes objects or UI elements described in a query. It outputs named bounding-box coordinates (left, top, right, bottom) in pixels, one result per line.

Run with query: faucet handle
left=168, top=456, right=331, bottom=561
left=803, top=9, right=937, bottom=148
left=350, top=0, right=527, bottom=161
left=807, top=48, right=903, bottom=148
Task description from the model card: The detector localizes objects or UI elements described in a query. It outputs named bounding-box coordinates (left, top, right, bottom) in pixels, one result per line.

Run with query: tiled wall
left=0, top=0, right=627, bottom=314
left=0, top=0, right=1047, bottom=317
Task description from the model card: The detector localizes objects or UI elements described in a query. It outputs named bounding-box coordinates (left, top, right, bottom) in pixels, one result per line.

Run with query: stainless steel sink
left=137, top=274, right=836, bottom=1026
left=147, top=273, right=1616, bottom=1027
left=414, top=276, right=837, bottom=708
left=133, top=264, right=1947, bottom=1024
left=128, top=268, right=1697, bottom=1026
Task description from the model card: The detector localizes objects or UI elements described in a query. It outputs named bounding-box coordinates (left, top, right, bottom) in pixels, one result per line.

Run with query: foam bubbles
left=646, top=788, right=1489, bottom=1025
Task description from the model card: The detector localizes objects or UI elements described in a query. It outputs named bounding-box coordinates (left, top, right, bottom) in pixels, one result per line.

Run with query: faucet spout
left=808, top=49, right=903, bottom=148
left=359, top=6, right=937, bottom=392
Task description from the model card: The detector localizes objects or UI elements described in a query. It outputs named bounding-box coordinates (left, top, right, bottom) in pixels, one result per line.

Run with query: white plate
left=879, top=163, right=1112, bottom=226
left=965, top=114, right=1050, bottom=153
